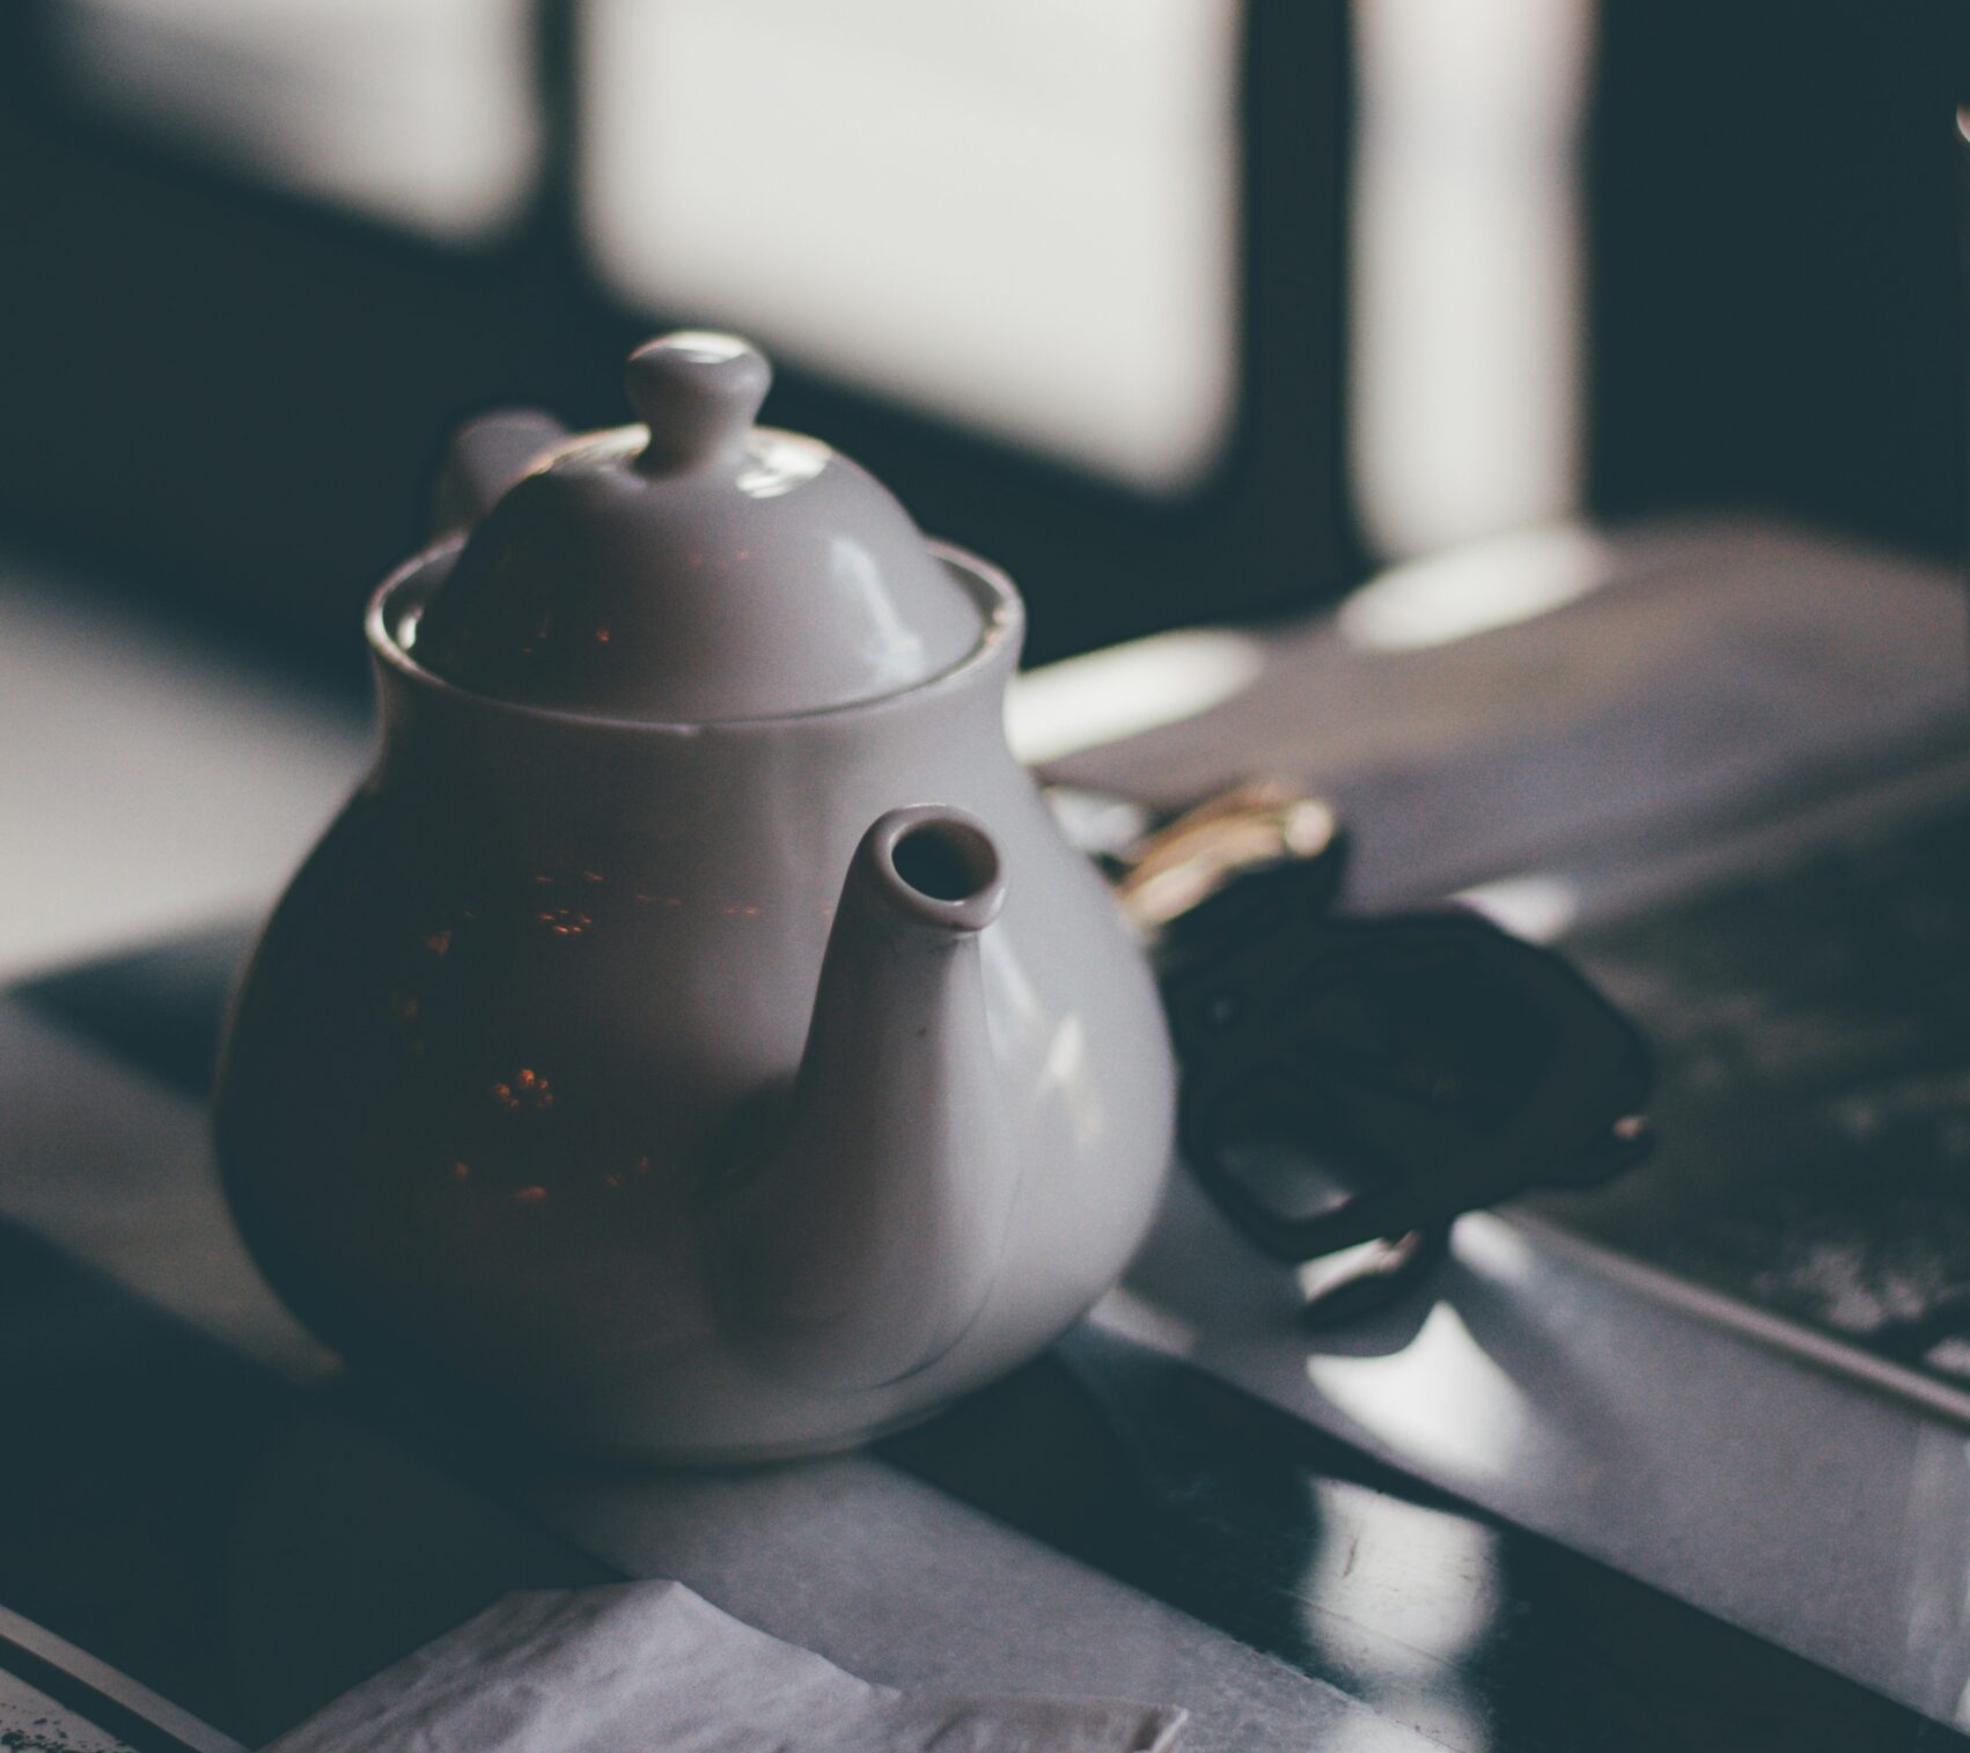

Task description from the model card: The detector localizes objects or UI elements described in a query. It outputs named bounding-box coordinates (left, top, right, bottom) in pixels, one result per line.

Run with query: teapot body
left=215, top=541, right=1174, bottom=1459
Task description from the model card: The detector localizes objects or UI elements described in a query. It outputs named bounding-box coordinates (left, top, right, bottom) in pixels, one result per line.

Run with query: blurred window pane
left=1348, top=0, right=1594, bottom=558
left=53, top=0, right=541, bottom=241
left=580, top=0, right=1241, bottom=496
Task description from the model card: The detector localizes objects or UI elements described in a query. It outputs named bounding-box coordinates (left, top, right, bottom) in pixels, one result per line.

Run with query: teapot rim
left=364, top=535, right=1024, bottom=736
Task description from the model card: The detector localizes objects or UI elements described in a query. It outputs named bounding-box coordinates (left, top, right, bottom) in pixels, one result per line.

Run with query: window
left=54, top=0, right=541, bottom=240
left=580, top=0, right=1242, bottom=494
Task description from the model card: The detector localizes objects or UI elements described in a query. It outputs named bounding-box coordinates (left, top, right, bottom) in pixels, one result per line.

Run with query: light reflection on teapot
left=214, top=332, right=1175, bottom=1461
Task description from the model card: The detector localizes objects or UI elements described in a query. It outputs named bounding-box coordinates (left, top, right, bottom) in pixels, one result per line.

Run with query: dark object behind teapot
left=1097, top=785, right=1653, bottom=1305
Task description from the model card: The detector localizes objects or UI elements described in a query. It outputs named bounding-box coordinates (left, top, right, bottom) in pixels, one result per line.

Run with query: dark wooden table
left=0, top=925, right=1959, bottom=1753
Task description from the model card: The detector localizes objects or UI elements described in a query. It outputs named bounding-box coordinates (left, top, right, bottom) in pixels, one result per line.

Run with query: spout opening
left=894, top=820, right=996, bottom=902
left=867, top=806, right=1005, bottom=932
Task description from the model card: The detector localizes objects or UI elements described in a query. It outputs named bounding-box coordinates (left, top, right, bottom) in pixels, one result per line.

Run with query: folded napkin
left=264, top=1580, right=1187, bottom=1753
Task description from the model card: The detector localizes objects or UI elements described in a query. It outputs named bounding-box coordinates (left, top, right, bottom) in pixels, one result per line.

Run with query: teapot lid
left=406, top=332, right=982, bottom=723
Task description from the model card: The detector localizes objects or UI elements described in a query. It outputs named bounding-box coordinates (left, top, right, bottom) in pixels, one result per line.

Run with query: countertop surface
left=0, top=978, right=1949, bottom=1752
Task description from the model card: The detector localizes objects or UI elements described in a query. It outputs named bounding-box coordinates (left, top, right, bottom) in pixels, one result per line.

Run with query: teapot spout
left=716, top=806, right=1018, bottom=1390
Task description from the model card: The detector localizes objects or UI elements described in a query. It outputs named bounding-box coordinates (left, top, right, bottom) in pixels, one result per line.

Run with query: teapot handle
left=429, top=409, right=570, bottom=537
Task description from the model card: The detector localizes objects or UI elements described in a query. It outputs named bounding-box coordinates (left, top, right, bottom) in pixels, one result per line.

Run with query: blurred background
left=0, top=0, right=1965, bottom=969
left=2, top=0, right=1964, bottom=670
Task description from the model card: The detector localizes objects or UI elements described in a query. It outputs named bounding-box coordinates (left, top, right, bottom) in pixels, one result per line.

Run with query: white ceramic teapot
left=215, top=333, right=1175, bottom=1460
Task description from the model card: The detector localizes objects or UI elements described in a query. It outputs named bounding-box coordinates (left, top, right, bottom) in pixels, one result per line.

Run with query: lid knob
left=626, top=331, right=772, bottom=474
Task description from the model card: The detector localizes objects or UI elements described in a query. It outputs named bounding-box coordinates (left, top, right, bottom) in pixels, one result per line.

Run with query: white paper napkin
left=264, top=1579, right=1187, bottom=1753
